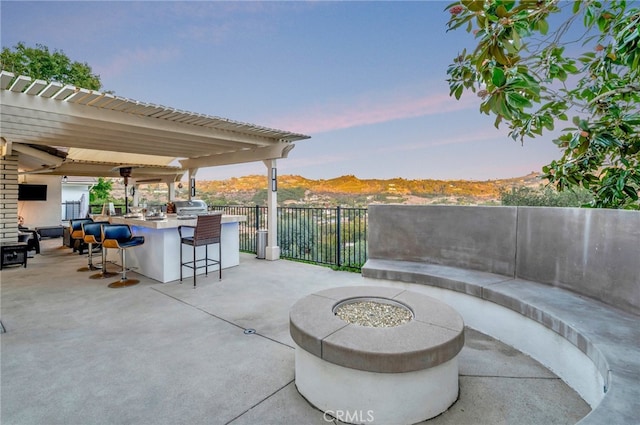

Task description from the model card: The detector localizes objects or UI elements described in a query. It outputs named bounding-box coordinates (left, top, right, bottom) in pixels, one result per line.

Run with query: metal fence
left=213, top=205, right=368, bottom=269
left=61, top=201, right=82, bottom=221
left=211, top=205, right=268, bottom=257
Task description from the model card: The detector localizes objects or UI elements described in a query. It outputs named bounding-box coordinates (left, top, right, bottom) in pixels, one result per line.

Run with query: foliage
left=446, top=0, right=640, bottom=209
left=278, top=217, right=317, bottom=260
left=251, top=187, right=307, bottom=205
left=89, top=177, right=113, bottom=203
left=1, top=42, right=102, bottom=89
left=501, top=185, right=593, bottom=207
left=331, top=264, right=363, bottom=273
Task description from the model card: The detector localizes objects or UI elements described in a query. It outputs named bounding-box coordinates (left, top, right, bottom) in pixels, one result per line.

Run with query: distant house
left=61, top=176, right=97, bottom=221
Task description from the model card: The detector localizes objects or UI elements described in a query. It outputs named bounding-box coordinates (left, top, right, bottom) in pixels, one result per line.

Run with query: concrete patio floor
left=1, top=239, right=590, bottom=425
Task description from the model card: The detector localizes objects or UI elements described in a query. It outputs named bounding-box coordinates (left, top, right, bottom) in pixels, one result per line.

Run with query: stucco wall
left=17, top=175, right=62, bottom=228
left=367, top=205, right=640, bottom=316
left=367, top=205, right=517, bottom=276
left=516, top=207, right=639, bottom=315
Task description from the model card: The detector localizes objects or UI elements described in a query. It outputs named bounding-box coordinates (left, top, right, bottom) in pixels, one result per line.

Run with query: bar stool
left=101, top=224, right=145, bottom=288
left=78, top=221, right=109, bottom=271
left=178, top=213, right=222, bottom=287
left=70, top=218, right=93, bottom=268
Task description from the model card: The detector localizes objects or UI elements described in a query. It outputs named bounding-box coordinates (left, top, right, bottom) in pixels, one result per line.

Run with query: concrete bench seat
left=362, top=258, right=640, bottom=424
left=363, top=205, right=640, bottom=424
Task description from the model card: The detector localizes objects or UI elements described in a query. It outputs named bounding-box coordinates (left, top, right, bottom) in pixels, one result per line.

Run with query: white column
left=167, top=179, right=176, bottom=202
left=263, top=159, right=280, bottom=260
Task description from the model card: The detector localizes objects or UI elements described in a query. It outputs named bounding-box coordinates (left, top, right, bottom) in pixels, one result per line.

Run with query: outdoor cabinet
left=1, top=243, right=28, bottom=269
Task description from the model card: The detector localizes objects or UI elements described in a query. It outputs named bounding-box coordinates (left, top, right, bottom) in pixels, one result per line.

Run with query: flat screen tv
left=18, top=184, right=48, bottom=201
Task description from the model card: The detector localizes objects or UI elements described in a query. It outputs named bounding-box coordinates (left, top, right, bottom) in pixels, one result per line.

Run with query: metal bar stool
left=79, top=221, right=109, bottom=272
left=178, top=213, right=222, bottom=287
left=85, top=222, right=118, bottom=280
left=70, top=218, right=93, bottom=269
left=101, top=224, right=145, bottom=288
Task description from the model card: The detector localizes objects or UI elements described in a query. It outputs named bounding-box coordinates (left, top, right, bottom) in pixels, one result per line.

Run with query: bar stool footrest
left=108, top=279, right=140, bottom=288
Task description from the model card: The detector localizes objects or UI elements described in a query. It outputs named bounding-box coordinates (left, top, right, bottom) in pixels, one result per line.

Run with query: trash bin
left=256, top=230, right=267, bottom=259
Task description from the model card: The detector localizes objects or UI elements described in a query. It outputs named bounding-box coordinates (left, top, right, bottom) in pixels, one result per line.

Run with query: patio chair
left=79, top=221, right=109, bottom=272
left=178, top=213, right=222, bottom=287
left=69, top=218, right=93, bottom=255
left=18, top=226, right=40, bottom=256
left=101, top=224, right=145, bottom=288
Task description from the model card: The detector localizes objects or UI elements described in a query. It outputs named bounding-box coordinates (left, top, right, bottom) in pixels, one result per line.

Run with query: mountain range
left=187, top=172, right=546, bottom=207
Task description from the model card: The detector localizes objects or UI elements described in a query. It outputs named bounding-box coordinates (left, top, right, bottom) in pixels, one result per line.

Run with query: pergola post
left=263, top=159, right=279, bottom=260
left=167, top=179, right=176, bottom=202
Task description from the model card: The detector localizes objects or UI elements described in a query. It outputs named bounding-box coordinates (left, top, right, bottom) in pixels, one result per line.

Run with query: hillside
left=189, top=172, right=546, bottom=207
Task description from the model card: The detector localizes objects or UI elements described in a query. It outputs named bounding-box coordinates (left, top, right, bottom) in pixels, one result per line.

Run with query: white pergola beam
left=39, top=82, right=64, bottom=98
left=9, top=75, right=31, bottom=92
left=0, top=114, right=258, bottom=155
left=24, top=80, right=48, bottom=95
left=180, top=144, right=295, bottom=169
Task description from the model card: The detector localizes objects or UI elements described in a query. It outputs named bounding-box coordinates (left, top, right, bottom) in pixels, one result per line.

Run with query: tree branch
left=589, top=84, right=640, bottom=105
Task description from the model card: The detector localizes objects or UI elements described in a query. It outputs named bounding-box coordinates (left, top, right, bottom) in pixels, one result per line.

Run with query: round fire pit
left=289, top=286, right=464, bottom=424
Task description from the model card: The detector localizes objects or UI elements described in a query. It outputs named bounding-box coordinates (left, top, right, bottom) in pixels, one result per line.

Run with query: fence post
left=336, top=206, right=341, bottom=267
left=255, top=205, right=260, bottom=231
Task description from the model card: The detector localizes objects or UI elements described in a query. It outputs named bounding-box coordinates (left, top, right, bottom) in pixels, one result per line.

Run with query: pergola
left=0, top=71, right=310, bottom=259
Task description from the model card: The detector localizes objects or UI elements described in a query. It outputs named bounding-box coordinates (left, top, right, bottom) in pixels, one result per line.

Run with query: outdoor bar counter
left=104, top=214, right=246, bottom=283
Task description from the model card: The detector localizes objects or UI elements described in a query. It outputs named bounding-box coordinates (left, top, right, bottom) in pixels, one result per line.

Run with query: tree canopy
left=89, top=177, right=113, bottom=203
left=0, top=42, right=102, bottom=90
left=446, top=0, right=640, bottom=209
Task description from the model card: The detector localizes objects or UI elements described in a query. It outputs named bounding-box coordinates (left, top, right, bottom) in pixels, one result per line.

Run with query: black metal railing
left=214, top=205, right=368, bottom=269
left=211, top=205, right=268, bottom=255
left=62, top=201, right=82, bottom=221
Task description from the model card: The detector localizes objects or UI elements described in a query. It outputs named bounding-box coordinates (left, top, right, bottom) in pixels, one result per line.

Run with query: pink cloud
left=268, top=90, right=478, bottom=134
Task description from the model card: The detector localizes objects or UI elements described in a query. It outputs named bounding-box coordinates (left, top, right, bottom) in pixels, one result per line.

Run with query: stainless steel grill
left=174, top=200, right=208, bottom=217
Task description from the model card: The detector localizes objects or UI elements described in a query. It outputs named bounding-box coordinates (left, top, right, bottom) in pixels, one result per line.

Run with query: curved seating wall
left=362, top=205, right=640, bottom=425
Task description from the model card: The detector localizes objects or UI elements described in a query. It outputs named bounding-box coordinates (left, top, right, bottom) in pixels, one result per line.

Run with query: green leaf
left=572, top=1, right=581, bottom=14
left=511, top=29, right=522, bottom=49
left=492, top=67, right=507, bottom=87
left=623, top=186, right=638, bottom=201
left=538, top=19, right=549, bottom=35
left=454, top=84, right=464, bottom=100
left=506, top=92, right=532, bottom=109
left=464, top=1, right=484, bottom=12
left=562, top=63, right=579, bottom=73
left=577, top=119, right=589, bottom=131
left=491, top=45, right=510, bottom=66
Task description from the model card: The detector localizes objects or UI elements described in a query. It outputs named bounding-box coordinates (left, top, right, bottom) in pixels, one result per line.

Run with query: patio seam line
left=149, top=287, right=250, bottom=330
left=224, top=378, right=295, bottom=425
left=149, top=286, right=295, bottom=350
left=460, top=374, right=562, bottom=380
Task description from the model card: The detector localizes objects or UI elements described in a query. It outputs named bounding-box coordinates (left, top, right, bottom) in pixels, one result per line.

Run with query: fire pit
left=290, top=286, right=464, bottom=424
left=333, top=297, right=413, bottom=327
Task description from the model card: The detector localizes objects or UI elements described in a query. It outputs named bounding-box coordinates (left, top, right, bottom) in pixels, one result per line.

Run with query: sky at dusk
left=1, top=1, right=566, bottom=181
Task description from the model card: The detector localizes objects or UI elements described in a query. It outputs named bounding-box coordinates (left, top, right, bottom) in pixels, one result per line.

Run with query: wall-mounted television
left=18, top=184, right=48, bottom=201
